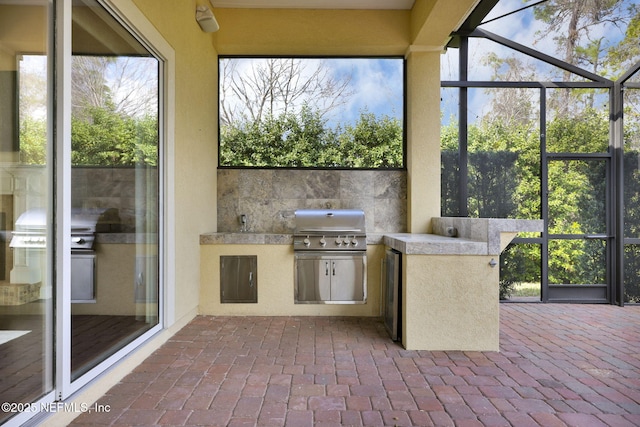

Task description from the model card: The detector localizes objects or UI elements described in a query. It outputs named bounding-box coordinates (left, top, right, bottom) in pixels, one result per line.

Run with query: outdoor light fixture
left=196, top=5, right=219, bottom=33
left=489, top=258, right=498, bottom=268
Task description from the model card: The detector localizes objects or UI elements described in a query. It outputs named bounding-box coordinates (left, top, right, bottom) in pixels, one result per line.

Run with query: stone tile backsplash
left=217, top=169, right=407, bottom=233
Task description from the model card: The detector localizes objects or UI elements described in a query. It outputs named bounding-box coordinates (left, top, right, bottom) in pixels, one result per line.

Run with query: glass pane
left=440, top=48, right=459, bottom=81
left=500, top=243, right=541, bottom=301
left=546, top=88, right=609, bottom=153
left=70, top=0, right=159, bottom=381
left=548, top=160, right=606, bottom=235
left=219, top=57, right=404, bottom=168
left=0, top=1, right=53, bottom=423
left=467, top=38, right=575, bottom=82
left=624, top=245, right=640, bottom=303
left=440, top=86, right=542, bottom=219
left=468, top=88, right=540, bottom=219
left=479, top=0, right=639, bottom=76
left=624, top=88, right=640, bottom=239
left=441, top=87, right=460, bottom=217
left=548, top=239, right=606, bottom=285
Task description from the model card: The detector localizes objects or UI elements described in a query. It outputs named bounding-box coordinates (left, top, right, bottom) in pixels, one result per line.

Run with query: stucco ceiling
left=209, top=0, right=415, bottom=9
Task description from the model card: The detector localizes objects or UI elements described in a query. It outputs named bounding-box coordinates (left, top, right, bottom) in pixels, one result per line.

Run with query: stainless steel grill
left=293, top=209, right=367, bottom=304
left=293, top=209, right=366, bottom=252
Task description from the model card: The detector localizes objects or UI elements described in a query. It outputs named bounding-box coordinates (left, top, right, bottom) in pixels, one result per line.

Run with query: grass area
left=512, top=282, right=540, bottom=297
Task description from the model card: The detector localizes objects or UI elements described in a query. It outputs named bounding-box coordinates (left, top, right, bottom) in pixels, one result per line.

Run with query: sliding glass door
left=0, top=1, right=54, bottom=425
left=0, top=0, right=164, bottom=422
left=68, top=0, right=160, bottom=384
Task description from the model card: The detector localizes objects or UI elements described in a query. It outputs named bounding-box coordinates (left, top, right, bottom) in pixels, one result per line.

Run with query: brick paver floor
left=69, top=304, right=640, bottom=426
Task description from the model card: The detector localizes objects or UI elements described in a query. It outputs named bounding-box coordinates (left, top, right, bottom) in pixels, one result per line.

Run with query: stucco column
left=405, top=48, right=442, bottom=233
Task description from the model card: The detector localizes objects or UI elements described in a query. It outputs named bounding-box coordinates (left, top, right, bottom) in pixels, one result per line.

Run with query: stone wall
left=217, top=169, right=407, bottom=233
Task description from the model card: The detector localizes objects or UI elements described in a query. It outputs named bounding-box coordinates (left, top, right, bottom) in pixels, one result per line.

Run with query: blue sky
left=324, top=58, right=403, bottom=127
left=220, top=57, right=403, bottom=130
left=441, top=0, right=640, bottom=125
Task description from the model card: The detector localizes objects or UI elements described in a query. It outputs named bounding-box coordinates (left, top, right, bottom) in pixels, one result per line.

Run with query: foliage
left=19, top=107, right=158, bottom=166
left=335, top=112, right=403, bottom=168
left=18, top=55, right=158, bottom=167
left=18, top=116, right=47, bottom=165
left=441, top=107, right=622, bottom=287
left=220, top=106, right=402, bottom=168
left=442, top=0, right=640, bottom=301
left=71, top=107, right=158, bottom=166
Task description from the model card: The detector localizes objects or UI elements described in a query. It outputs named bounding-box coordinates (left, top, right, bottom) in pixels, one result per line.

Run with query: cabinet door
left=220, top=256, right=257, bottom=303
left=330, top=258, right=364, bottom=301
left=71, top=253, right=95, bottom=302
left=296, top=258, right=331, bottom=302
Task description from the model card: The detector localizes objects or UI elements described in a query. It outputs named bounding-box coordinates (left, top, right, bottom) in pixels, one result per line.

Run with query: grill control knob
left=351, top=238, right=358, bottom=246
left=343, top=238, right=350, bottom=246
left=303, top=238, right=311, bottom=247
left=319, top=237, right=326, bottom=247
left=335, top=236, right=342, bottom=246
left=72, top=237, right=86, bottom=244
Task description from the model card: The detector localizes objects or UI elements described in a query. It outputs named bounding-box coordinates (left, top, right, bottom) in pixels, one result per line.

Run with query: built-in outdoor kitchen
left=200, top=168, right=543, bottom=352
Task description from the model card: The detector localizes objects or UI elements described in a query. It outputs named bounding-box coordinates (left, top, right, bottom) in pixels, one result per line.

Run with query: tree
left=71, top=106, right=158, bottom=166
left=534, top=0, right=630, bottom=72
left=219, top=57, right=404, bottom=168
left=607, top=11, right=640, bottom=76
left=534, top=0, right=633, bottom=113
left=70, top=56, right=159, bottom=166
left=220, top=58, right=353, bottom=126
left=72, top=56, right=158, bottom=119
left=335, top=112, right=403, bottom=168
left=219, top=107, right=402, bottom=168
left=18, top=56, right=47, bottom=164
left=481, top=53, right=537, bottom=128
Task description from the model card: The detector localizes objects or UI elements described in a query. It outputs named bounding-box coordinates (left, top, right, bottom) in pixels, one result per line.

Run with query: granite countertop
left=383, top=233, right=487, bottom=255
left=199, top=232, right=386, bottom=245
left=200, top=232, right=293, bottom=245
left=199, top=218, right=544, bottom=256
left=386, top=218, right=543, bottom=255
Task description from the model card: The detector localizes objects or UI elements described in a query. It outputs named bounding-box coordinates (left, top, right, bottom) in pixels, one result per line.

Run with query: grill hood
left=294, top=209, right=365, bottom=235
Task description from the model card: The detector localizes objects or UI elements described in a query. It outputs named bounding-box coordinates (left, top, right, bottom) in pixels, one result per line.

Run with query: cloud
left=440, top=0, right=636, bottom=125
left=325, top=58, right=403, bottom=126
left=220, top=57, right=404, bottom=128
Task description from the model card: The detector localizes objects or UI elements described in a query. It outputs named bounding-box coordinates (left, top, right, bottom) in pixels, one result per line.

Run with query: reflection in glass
left=70, top=0, right=159, bottom=381
left=0, top=1, right=53, bottom=424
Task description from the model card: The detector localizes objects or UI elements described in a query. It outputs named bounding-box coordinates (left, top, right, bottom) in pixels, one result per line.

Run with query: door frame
left=542, top=153, right=613, bottom=303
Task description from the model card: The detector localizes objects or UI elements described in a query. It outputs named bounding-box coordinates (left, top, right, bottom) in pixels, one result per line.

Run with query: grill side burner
left=293, top=209, right=367, bottom=304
